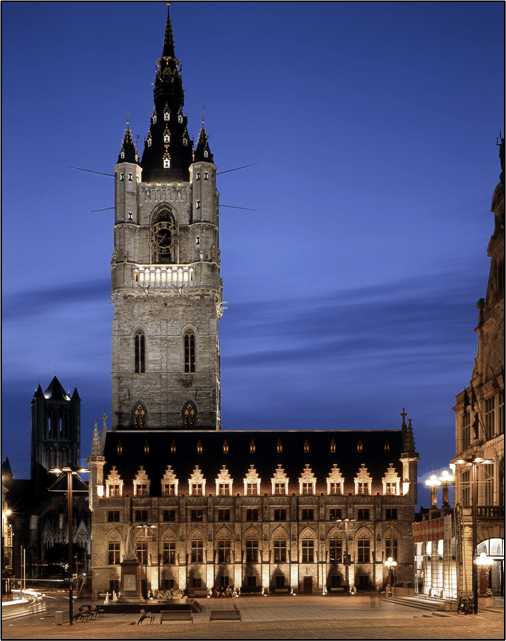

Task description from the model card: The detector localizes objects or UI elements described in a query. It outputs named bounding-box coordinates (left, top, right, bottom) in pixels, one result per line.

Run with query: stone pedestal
left=120, top=558, right=141, bottom=600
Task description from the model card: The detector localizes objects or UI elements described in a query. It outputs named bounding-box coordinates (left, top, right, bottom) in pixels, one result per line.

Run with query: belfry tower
left=30, top=376, right=81, bottom=480
left=111, top=3, right=223, bottom=431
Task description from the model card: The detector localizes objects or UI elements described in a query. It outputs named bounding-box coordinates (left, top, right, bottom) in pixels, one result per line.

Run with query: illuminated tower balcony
left=133, top=264, right=194, bottom=288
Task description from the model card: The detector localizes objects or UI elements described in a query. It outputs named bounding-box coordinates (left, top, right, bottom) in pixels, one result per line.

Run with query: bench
left=188, top=588, right=208, bottom=599
left=209, top=609, right=241, bottom=622
left=274, top=588, right=290, bottom=594
left=72, top=611, right=88, bottom=622
left=329, top=587, right=345, bottom=592
left=89, top=605, right=105, bottom=617
left=160, top=610, right=193, bottom=623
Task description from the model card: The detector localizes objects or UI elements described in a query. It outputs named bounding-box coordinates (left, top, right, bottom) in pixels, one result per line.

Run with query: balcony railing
left=134, top=265, right=194, bottom=288
left=477, top=506, right=505, bottom=518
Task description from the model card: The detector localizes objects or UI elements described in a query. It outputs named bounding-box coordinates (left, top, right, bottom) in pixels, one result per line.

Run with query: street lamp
left=385, top=557, right=397, bottom=597
left=454, top=456, right=492, bottom=614
left=475, top=552, right=493, bottom=598
left=49, top=466, right=89, bottom=626
left=439, top=470, right=453, bottom=507
left=425, top=475, right=441, bottom=508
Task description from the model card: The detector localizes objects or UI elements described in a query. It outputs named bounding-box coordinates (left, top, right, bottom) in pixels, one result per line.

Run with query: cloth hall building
left=88, top=4, right=419, bottom=598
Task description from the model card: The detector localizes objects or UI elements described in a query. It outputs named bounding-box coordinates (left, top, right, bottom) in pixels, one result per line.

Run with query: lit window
left=192, top=483, right=203, bottom=496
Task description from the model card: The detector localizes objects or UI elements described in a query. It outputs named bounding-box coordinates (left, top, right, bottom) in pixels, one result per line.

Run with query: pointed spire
left=194, top=118, right=214, bottom=163
left=140, top=3, right=192, bottom=182
left=33, top=383, right=44, bottom=399
left=162, top=2, right=176, bottom=59
left=118, top=123, right=138, bottom=164
left=91, top=420, right=102, bottom=457
left=44, top=376, right=70, bottom=401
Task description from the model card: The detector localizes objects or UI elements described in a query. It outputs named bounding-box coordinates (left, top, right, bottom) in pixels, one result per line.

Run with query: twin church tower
left=111, top=3, right=223, bottom=432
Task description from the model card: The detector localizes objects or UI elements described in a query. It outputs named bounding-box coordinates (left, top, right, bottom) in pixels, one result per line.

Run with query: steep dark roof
left=103, top=429, right=407, bottom=497
left=44, top=376, right=70, bottom=401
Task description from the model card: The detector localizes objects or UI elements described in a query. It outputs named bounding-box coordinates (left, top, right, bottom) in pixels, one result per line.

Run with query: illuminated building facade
left=451, top=137, right=505, bottom=598
left=88, top=4, right=419, bottom=598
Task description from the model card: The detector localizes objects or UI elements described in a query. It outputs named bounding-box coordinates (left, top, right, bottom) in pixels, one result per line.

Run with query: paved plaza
left=2, top=595, right=504, bottom=640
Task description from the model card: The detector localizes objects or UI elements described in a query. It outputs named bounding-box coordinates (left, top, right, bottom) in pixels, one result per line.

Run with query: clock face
left=149, top=221, right=177, bottom=254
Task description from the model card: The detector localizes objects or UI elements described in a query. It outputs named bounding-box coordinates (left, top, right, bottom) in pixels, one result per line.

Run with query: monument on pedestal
left=120, top=523, right=141, bottom=601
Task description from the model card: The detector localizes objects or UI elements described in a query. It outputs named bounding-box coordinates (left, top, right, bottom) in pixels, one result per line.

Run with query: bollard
left=55, top=611, right=63, bottom=625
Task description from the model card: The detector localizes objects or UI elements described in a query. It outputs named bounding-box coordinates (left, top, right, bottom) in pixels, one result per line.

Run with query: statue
left=124, top=522, right=136, bottom=561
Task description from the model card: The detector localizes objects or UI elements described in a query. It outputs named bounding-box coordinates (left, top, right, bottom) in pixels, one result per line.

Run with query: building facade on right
left=452, top=137, right=504, bottom=599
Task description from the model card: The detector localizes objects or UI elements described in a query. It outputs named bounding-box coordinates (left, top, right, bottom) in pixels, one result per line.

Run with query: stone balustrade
left=134, top=265, right=195, bottom=288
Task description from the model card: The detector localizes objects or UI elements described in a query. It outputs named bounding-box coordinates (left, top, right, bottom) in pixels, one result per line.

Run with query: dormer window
left=357, top=439, right=363, bottom=453
left=183, top=138, right=188, bottom=146
left=303, top=440, right=309, bottom=453
left=163, top=158, right=170, bottom=169
left=250, top=440, right=256, bottom=454
left=120, top=151, right=125, bottom=159
left=204, top=150, right=209, bottom=158
left=144, top=440, right=149, bottom=454
left=384, top=439, right=390, bottom=452
left=223, top=440, right=229, bottom=454
left=178, top=114, right=183, bottom=123
left=197, top=440, right=203, bottom=454
left=277, top=440, right=282, bottom=454
left=163, top=127, right=171, bottom=144
left=330, top=439, right=336, bottom=453
left=170, top=441, right=176, bottom=453
left=117, top=441, right=123, bottom=454
left=164, top=108, right=170, bottom=121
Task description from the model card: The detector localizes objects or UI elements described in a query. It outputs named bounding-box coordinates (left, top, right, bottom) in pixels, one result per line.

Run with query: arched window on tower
left=183, top=402, right=196, bottom=429
left=184, top=330, right=196, bottom=373
left=134, top=404, right=146, bottom=429
left=135, top=331, right=145, bottom=373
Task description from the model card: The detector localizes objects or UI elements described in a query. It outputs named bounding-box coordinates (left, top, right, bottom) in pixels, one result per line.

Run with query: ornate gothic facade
left=88, top=4, right=419, bottom=598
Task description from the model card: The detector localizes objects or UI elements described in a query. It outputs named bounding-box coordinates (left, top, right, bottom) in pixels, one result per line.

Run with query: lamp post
left=425, top=475, right=441, bottom=509
left=454, top=456, right=492, bottom=614
left=475, top=552, right=493, bottom=598
left=49, top=466, right=89, bottom=626
left=439, top=470, right=453, bottom=507
left=385, top=557, right=397, bottom=597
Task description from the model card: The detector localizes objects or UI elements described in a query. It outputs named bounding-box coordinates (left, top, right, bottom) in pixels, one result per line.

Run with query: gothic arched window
left=184, top=330, right=196, bottom=373
left=183, top=402, right=196, bottom=429
left=134, top=404, right=146, bottom=429
left=135, top=331, right=145, bottom=373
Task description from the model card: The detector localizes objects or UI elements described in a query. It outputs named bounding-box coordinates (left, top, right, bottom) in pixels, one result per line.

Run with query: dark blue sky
left=2, top=2, right=504, bottom=509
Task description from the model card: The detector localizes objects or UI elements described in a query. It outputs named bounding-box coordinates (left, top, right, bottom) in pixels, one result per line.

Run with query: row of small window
left=134, top=330, right=195, bottom=374
left=107, top=539, right=398, bottom=565
left=108, top=482, right=399, bottom=497
left=107, top=508, right=398, bottom=523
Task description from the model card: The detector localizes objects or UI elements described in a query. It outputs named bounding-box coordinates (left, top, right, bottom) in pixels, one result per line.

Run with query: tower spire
left=162, top=2, right=176, bottom=59
left=140, top=2, right=192, bottom=182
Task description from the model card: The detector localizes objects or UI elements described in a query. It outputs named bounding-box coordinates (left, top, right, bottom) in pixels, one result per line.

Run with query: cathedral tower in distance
left=111, top=3, right=223, bottom=431
left=31, top=376, right=81, bottom=481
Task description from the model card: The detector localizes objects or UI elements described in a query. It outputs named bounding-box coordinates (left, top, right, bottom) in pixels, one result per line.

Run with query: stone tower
left=30, top=376, right=81, bottom=480
left=111, top=3, right=223, bottom=431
